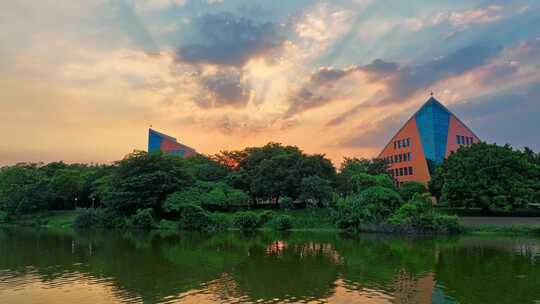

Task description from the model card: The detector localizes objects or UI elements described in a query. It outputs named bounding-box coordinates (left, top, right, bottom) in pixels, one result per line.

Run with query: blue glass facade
left=415, top=98, right=450, bottom=172
left=148, top=129, right=164, bottom=153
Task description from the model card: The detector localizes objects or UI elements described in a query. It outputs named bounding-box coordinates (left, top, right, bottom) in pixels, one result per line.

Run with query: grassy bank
left=3, top=209, right=540, bottom=236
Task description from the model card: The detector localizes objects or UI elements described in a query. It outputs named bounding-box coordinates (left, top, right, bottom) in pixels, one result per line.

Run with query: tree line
left=1, top=142, right=539, bottom=232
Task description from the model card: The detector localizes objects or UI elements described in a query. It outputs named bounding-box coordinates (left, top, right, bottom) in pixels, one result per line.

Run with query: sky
left=1, top=0, right=539, bottom=166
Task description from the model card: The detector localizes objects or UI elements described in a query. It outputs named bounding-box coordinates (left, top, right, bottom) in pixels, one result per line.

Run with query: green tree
left=49, top=169, right=85, bottom=209
left=103, top=151, right=193, bottom=215
left=299, top=176, right=334, bottom=207
left=337, top=158, right=390, bottom=194
left=430, top=143, right=540, bottom=211
left=399, top=181, right=427, bottom=202
left=0, top=164, right=53, bottom=215
left=350, top=173, right=394, bottom=194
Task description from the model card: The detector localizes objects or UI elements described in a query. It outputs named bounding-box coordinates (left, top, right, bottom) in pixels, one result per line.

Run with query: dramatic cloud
left=194, top=69, right=251, bottom=109
left=176, top=13, right=287, bottom=67
left=285, top=59, right=398, bottom=117
left=384, top=43, right=501, bottom=103
left=337, top=114, right=406, bottom=149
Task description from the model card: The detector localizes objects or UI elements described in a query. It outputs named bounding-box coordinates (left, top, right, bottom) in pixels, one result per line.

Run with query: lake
left=0, top=228, right=539, bottom=304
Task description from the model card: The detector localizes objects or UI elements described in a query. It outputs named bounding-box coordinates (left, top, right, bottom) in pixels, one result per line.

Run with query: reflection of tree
left=435, top=237, right=540, bottom=304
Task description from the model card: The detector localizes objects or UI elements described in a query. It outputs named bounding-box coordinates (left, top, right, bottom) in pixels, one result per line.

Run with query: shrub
left=335, top=186, right=404, bottom=231
left=177, top=204, right=223, bottom=232
left=74, top=208, right=102, bottom=228
left=130, top=208, right=155, bottom=229
left=399, top=181, right=428, bottom=202
left=272, top=215, right=293, bottom=231
left=279, top=197, right=294, bottom=210
left=233, top=212, right=260, bottom=231
left=100, top=209, right=128, bottom=229
left=388, top=194, right=461, bottom=233
left=258, top=210, right=274, bottom=225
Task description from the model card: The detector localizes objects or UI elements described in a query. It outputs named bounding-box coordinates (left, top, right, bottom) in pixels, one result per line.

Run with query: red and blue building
left=379, top=97, right=480, bottom=186
left=148, top=128, right=196, bottom=157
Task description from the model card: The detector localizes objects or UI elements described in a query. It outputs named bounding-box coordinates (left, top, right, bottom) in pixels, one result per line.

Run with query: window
left=398, top=154, right=403, bottom=162
left=456, top=135, right=461, bottom=144
left=394, top=141, right=397, bottom=149
left=403, top=167, right=408, bottom=176
left=399, top=168, right=404, bottom=176
left=408, top=167, right=413, bottom=175
left=394, top=155, right=398, bottom=163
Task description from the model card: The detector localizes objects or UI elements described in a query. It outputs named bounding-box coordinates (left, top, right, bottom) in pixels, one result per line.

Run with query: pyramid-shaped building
left=148, top=128, right=196, bottom=157
left=378, top=97, right=479, bottom=186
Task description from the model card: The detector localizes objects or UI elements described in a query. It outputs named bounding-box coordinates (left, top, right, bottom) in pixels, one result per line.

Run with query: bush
left=74, top=208, right=128, bottom=229
left=130, top=208, right=155, bottom=229
left=279, top=197, right=294, bottom=210
left=177, top=204, right=223, bottom=232
left=399, top=181, right=427, bottom=202
left=74, top=208, right=102, bottom=228
left=272, top=215, right=293, bottom=231
left=388, top=194, right=461, bottom=233
left=233, top=212, right=260, bottom=231
left=335, top=186, right=404, bottom=231
left=258, top=210, right=274, bottom=225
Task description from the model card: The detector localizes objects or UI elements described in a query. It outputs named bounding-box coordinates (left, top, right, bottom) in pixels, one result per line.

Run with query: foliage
left=74, top=208, right=103, bottom=228
left=177, top=204, right=224, bottom=232
left=299, top=175, right=334, bottom=207
left=258, top=210, right=274, bottom=225
left=388, top=194, right=461, bottom=233
left=335, top=186, right=404, bottom=231
left=233, top=212, right=260, bottom=231
left=0, top=164, right=53, bottom=215
left=163, top=182, right=249, bottom=214
left=103, top=151, right=193, bottom=214
left=272, top=215, right=293, bottom=231
left=279, top=197, right=295, bottom=210
left=337, top=158, right=390, bottom=194
left=430, top=143, right=540, bottom=212
left=350, top=173, right=394, bottom=194
left=399, top=181, right=428, bottom=202
left=215, top=143, right=336, bottom=203
left=130, top=208, right=155, bottom=229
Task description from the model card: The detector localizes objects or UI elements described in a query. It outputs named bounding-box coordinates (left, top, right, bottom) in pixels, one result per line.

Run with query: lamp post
left=74, top=197, right=78, bottom=209
left=92, top=197, right=95, bottom=209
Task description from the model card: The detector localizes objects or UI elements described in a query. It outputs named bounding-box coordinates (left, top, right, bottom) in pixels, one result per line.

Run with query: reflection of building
left=378, top=96, right=480, bottom=186
left=148, top=128, right=196, bottom=157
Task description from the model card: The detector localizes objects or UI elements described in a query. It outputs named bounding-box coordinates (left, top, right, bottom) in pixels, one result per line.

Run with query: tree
left=49, top=169, right=84, bottom=209
left=299, top=176, right=334, bottom=207
left=430, top=143, right=540, bottom=211
left=350, top=173, right=394, bottom=194
left=399, top=181, right=427, bottom=202
left=337, top=158, right=390, bottom=194
left=0, top=164, right=53, bottom=215
left=103, top=151, right=193, bottom=215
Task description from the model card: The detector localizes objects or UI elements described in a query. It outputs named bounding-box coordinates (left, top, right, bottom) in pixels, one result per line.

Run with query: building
left=378, top=96, right=480, bottom=186
left=148, top=128, right=197, bottom=157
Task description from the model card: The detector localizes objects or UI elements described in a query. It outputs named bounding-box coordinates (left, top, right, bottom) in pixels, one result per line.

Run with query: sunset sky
left=1, top=0, right=539, bottom=166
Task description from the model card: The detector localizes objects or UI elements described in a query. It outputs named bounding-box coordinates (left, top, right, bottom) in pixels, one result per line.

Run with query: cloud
left=382, top=43, right=501, bottom=103
left=176, top=13, right=287, bottom=67
left=451, top=80, right=540, bottom=150
left=284, top=59, right=397, bottom=117
left=432, top=5, right=504, bottom=29
left=336, top=113, right=406, bottom=149
left=193, top=69, right=251, bottom=108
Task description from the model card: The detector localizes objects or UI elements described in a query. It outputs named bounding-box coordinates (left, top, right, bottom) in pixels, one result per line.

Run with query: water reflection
left=0, top=228, right=539, bottom=303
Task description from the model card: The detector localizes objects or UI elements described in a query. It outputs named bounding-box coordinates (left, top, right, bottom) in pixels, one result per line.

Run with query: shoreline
left=2, top=210, right=539, bottom=236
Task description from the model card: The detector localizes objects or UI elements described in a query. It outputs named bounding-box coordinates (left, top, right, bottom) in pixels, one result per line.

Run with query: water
left=0, top=228, right=539, bottom=304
